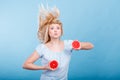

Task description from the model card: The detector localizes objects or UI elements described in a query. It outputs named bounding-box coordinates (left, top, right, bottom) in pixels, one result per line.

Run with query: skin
left=23, top=24, right=94, bottom=71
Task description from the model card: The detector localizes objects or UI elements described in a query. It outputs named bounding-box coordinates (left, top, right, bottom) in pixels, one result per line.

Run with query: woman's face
left=48, top=24, right=62, bottom=39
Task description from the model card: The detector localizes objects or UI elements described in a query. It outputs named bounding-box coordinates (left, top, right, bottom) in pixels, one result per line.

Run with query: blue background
left=0, top=0, right=120, bottom=80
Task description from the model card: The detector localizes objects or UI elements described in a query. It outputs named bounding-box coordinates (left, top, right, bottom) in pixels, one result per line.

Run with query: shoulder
left=64, top=40, right=73, bottom=50
left=64, top=40, right=73, bottom=45
left=36, top=43, right=45, bottom=52
left=36, top=43, right=44, bottom=49
left=35, top=43, right=47, bottom=57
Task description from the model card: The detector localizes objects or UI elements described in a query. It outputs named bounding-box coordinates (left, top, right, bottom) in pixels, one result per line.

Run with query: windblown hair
left=38, top=5, right=63, bottom=43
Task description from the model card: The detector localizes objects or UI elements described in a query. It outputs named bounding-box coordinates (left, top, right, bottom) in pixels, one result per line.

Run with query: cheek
left=58, top=30, right=62, bottom=35
left=48, top=30, right=53, bottom=36
left=59, top=30, right=61, bottom=33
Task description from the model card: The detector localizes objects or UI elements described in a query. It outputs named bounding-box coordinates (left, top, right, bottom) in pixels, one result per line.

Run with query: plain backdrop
left=0, top=0, right=120, bottom=80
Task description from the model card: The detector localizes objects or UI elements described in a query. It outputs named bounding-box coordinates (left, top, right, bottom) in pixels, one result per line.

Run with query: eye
left=57, top=26, right=60, bottom=30
left=50, top=27, right=54, bottom=30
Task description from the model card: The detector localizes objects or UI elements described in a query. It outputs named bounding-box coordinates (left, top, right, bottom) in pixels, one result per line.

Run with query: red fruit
left=72, top=40, right=80, bottom=49
left=49, top=60, right=58, bottom=69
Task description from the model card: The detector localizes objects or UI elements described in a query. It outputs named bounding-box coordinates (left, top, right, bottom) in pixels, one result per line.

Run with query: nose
left=54, top=29, right=57, bottom=32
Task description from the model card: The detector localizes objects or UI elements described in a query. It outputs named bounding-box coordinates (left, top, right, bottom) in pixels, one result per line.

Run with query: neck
left=49, top=38, right=61, bottom=45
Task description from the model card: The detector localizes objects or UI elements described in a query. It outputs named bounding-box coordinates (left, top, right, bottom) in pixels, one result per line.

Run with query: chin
left=53, top=36, right=61, bottom=39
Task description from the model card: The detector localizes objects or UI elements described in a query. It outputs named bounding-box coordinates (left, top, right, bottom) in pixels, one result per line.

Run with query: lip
left=54, top=33, right=58, bottom=35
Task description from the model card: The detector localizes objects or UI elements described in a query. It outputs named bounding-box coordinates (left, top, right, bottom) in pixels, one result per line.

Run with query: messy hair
left=37, top=5, right=63, bottom=43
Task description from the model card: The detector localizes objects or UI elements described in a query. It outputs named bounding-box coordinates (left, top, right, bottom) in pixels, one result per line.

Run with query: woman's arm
left=80, top=42, right=94, bottom=50
left=22, top=51, right=48, bottom=70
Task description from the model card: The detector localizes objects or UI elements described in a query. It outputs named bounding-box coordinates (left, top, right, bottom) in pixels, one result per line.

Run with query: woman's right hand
left=43, top=64, right=57, bottom=71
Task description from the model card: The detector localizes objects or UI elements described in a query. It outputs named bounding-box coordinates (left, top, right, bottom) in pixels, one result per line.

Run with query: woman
left=23, top=5, right=94, bottom=80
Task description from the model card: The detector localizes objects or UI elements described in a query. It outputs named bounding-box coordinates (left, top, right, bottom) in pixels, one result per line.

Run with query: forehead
left=50, top=24, right=60, bottom=27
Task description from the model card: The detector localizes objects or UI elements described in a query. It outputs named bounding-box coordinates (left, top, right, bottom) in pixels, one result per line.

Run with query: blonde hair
left=38, top=5, right=63, bottom=43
